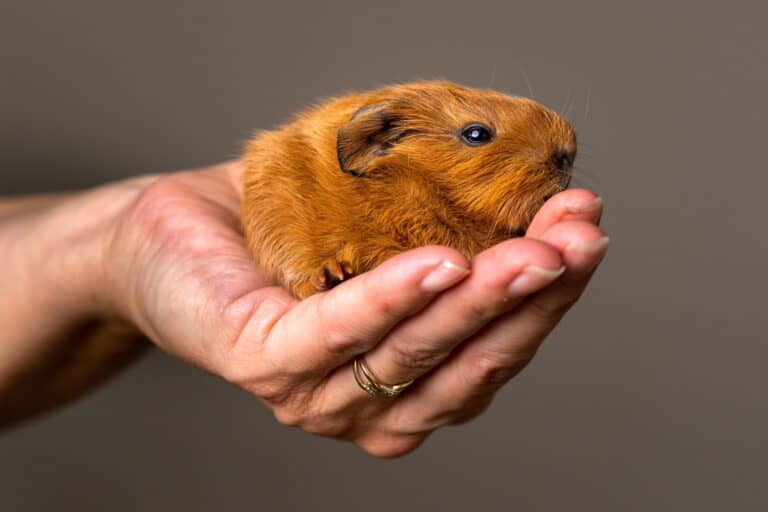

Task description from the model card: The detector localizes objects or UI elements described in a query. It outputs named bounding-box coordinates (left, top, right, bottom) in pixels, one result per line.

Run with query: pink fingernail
left=507, top=265, right=566, bottom=296
left=566, top=236, right=611, bottom=253
left=421, top=260, right=471, bottom=293
left=566, top=196, right=603, bottom=214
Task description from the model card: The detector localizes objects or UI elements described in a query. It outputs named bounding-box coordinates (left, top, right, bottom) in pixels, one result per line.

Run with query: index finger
left=245, top=246, right=472, bottom=380
left=526, top=188, right=603, bottom=238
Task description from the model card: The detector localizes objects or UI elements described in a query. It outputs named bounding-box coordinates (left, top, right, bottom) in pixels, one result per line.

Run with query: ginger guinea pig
left=242, top=80, right=576, bottom=299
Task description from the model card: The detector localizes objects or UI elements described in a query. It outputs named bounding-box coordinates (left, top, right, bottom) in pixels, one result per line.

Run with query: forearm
left=0, top=194, right=71, bottom=220
left=0, top=183, right=151, bottom=428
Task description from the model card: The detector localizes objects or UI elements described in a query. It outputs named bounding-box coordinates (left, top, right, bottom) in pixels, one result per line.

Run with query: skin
left=0, top=160, right=607, bottom=458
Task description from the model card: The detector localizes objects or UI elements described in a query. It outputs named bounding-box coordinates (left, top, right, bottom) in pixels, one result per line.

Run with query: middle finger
left=319, top=237, right=565, bottom=412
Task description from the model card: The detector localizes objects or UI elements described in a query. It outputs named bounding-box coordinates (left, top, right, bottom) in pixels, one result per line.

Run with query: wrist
left=2, top=179, right=151, bottom=325
left=0, top=181, right=157, bottom=424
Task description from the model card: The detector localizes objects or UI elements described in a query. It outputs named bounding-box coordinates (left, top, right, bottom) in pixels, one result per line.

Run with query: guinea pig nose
left=551, top=149, right=575, bottom=172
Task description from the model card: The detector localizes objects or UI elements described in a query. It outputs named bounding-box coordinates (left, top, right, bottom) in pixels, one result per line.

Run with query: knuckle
left=224, top=364, right=296, bottom=406
left=301, top=415, right=354, bottom=438
left=369, top=290, right=400, bottom=319
left=270, top=388, right=320, bottom=428
left=316, top=299, right=360, bottom=357
left=216, top=299, right=289, bottom=383
left=358, top=434, right=424, bottom=459
left=274, top=394, right=353, bottom=438
left=362, top=272, right=403, bottom=319
left=450, top=398, right=494, bottom=426
left=374, top=296, right=399, bottom=318
left=321, top=322, right=360, bottom=358
left=466, top=350, right=533, bottom=389
left=385, top=405, right=441, bottom=435
left=245, top=376, right=295, bottom=405
left=389, top=339, right=448, bottom=374
left=458, top=295, right=498, bottom=325
left=273, top=404, right=304, bottom=428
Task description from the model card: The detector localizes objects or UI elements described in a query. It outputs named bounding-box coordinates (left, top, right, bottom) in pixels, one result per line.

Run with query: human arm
left=0, top=161, right=608, bottom=457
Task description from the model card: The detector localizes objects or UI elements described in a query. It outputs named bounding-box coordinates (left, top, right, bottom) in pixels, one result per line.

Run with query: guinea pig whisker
left=520, top=68, right=535, bottom=98
left=484, top=200, right=505, bottom=246
left=570, top=173, right=599, bottom=189
left=572, top=165, right=597, bottom=177
left=501, top=204, right=517, bottom=239
left=584, top=87, right=591, bottom=121
left=572, top=165, right=600, bottom=180
left=563, top=90, right=577, bottom=122
left=560, top=89, right=572, bottom=118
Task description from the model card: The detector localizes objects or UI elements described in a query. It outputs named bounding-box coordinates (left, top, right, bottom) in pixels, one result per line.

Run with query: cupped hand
left=106, top=161, right=608, bottom=458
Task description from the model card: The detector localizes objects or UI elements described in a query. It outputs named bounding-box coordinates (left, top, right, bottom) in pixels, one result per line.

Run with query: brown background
left=2, top=1, right=766, bottom=510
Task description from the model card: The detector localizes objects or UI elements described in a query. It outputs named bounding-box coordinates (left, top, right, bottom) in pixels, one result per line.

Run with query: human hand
left=104, top=161, right=607, bottom=457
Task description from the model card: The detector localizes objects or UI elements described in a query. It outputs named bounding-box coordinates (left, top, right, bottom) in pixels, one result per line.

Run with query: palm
left=115, top=164, right=292, bottom=368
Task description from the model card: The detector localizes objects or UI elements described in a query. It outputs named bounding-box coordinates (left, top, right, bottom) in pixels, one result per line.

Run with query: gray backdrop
left=2, top=1, right=766, bottom=510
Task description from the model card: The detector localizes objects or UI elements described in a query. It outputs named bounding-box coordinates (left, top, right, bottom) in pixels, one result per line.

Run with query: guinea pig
left=242, top=80, right=576, bottom=299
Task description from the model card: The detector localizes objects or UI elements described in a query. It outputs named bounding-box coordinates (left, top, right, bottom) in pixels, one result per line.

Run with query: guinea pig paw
left=314, top=259, right=355, bottom=292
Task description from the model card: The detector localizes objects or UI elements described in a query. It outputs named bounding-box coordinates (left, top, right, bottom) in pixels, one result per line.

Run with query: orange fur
left=242, top=81, right=576, bottom=298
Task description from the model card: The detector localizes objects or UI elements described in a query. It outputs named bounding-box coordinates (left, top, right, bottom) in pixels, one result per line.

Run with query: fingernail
left=507, top=265, right=566, bottom=296
left=566, top=236, right=611, bottom=253
left=566, top=196, right=603, bottom=214
left=421, top=260, right=471, bottom=292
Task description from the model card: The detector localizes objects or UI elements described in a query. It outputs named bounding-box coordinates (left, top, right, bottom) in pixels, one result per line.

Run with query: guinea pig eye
left=460, top=124, right=494, bottom=146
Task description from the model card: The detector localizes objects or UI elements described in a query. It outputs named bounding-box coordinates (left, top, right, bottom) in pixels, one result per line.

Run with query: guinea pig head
left=336, top=81, right=576, bottom=236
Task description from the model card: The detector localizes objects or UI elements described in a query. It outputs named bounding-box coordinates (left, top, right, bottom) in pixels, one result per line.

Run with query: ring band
left=353, top=356, right=414, bottom=397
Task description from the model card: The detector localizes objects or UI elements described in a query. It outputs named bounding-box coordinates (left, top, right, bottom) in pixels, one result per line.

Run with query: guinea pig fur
left=242, top=80, right=576, bottom=298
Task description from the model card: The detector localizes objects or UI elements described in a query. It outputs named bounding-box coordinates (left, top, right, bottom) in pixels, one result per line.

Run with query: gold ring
left=353, top=356, right=414, bottom=397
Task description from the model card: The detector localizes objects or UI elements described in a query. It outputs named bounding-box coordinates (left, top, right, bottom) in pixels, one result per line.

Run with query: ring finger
left=319, top=237, right=565, bottom=413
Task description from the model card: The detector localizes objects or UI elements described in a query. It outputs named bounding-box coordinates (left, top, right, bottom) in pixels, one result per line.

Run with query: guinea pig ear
left=337, top=104, right=398, bottom=177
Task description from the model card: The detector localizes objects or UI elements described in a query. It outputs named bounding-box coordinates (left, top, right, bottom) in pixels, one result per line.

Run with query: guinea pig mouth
left=541, top=174, right=571, bottom=203
left=554, top=169, right=572, bottom=190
